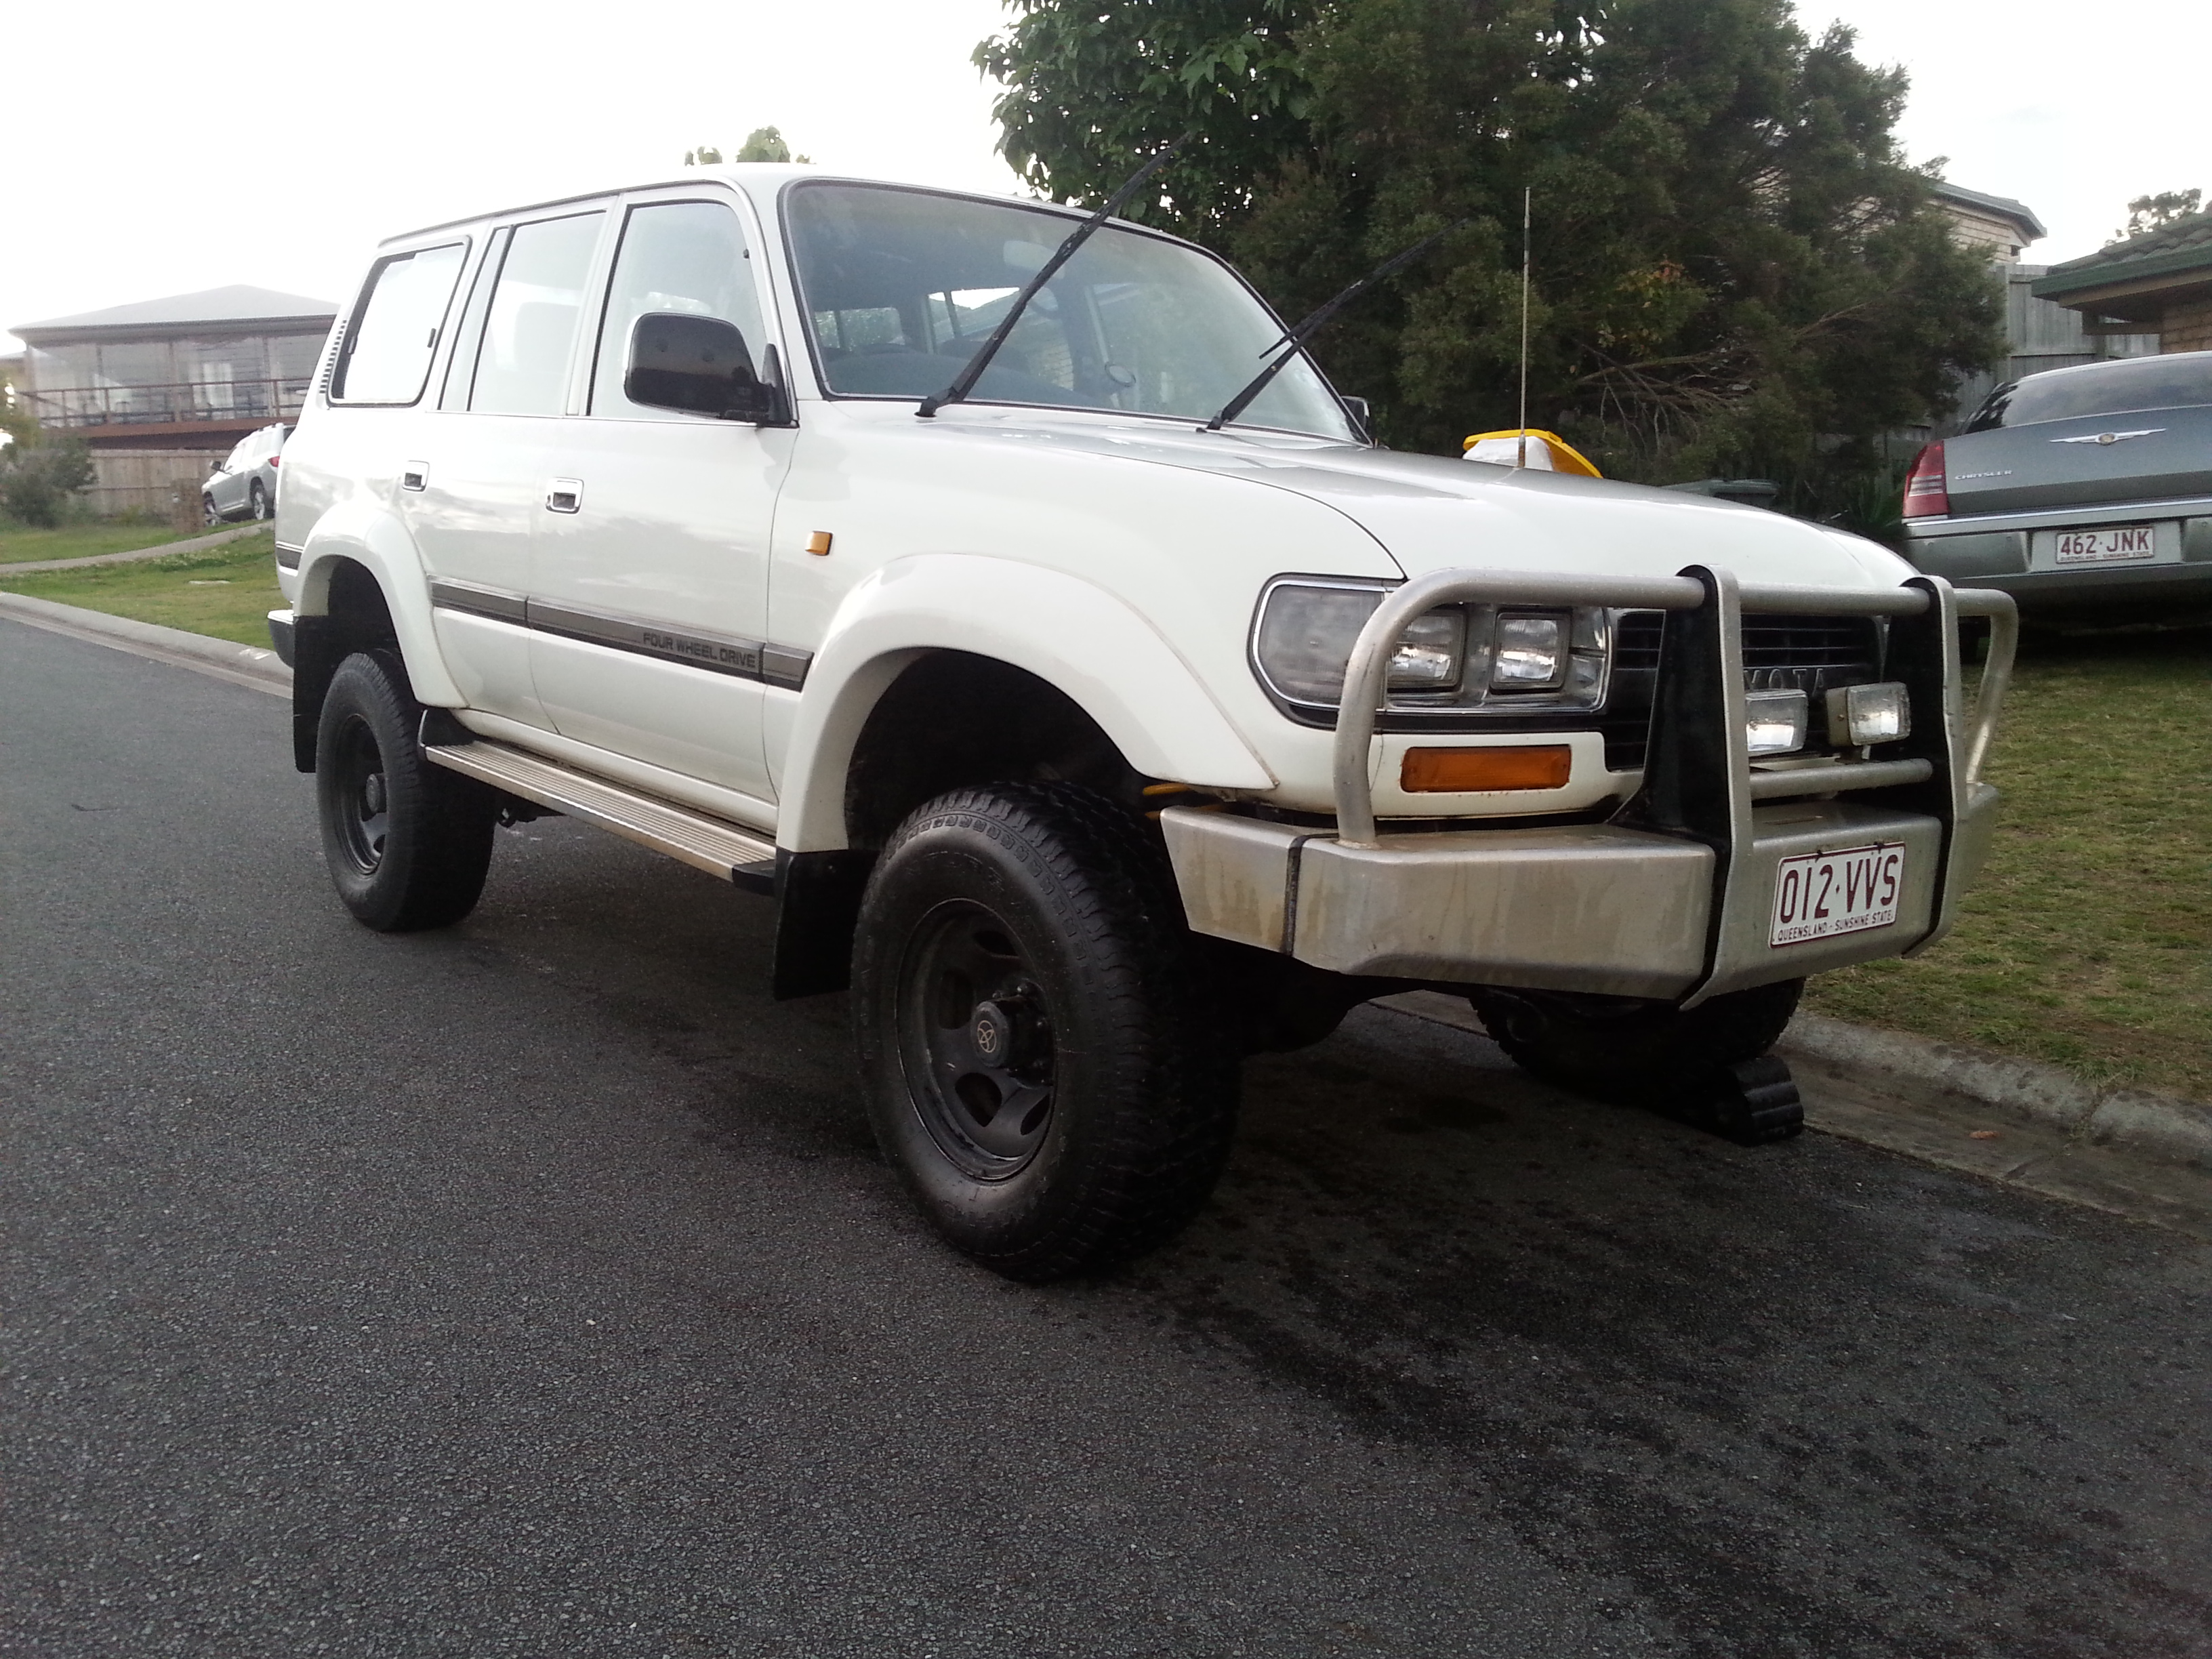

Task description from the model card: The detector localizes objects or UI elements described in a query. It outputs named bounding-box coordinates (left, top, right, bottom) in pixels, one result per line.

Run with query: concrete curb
left=0, top=590, right=290, bottom=696
left=1377, top=990, right=2211, bottom=1184
left=1778, top=1012, right=2211, bottom=1173
left=0, top=523, right=267, bottom=574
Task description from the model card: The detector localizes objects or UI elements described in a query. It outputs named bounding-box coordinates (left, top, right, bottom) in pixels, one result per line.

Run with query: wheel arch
left=771, top=554, right=1275, bottom=855
left=288, top=502, right=459, bottom=771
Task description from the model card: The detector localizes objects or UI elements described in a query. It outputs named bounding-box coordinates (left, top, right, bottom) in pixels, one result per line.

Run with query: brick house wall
left=2160, top=295, right=2212, bottom=354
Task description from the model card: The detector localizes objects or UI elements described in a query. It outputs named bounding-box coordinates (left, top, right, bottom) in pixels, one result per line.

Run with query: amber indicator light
left=1400, top=744, right=1572, bottom=793
left=805, top=530, right=834, bottom=556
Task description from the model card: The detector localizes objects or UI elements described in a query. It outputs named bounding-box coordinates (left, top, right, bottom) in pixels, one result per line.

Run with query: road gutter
left=1379, top=992, right=2212, bottom=1240
left=0, top=591, right=289, bottom=697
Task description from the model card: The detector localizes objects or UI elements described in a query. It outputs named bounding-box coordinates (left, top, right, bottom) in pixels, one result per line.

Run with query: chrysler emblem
left=2052, top=428, right=2163, bottom=445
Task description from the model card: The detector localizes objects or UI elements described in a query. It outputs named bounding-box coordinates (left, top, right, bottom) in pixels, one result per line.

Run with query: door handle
left=401, top=462, right=429, bottom=492
left=546, top=478, right=583, bottom=514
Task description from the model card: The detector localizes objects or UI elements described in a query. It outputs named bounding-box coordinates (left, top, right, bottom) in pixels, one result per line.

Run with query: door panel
left=403, top=211, right=608, bottom=729
left=529, top=196, right=787, bottom=805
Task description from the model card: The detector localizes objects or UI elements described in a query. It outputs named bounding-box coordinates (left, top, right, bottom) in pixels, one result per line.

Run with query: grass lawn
left=0, top=531, right=285, bottom=648
left=1805, top=627, right=2212, bottom=1101
left=0, top=520, right=208, bottom=566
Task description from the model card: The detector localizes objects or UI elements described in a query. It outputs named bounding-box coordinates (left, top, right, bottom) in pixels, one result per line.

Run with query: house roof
left=13, top=284, right=339, bottom=338
left=2032, top=210, right=2212, bottom=311
left=1929, top=181, right=2046, bottom=243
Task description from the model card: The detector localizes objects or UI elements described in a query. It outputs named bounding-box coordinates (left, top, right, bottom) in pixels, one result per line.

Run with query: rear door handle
left=546, top=478, right=583, bottom=514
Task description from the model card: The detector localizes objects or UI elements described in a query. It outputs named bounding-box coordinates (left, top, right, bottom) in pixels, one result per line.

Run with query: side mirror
left=1340, top=395, right=1372, bottom=435
left=625, top=312, right=787, bottom=424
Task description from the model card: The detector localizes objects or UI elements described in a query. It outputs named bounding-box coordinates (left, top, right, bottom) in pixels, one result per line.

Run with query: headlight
left=1252, top=584, right=1465, bottom=703
left=1490, top=612, right=1566, bottom=690
left=1250, top=580, right=1610, bottom=714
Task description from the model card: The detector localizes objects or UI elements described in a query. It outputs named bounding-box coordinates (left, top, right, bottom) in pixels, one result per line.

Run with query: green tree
left=976, top=0, right=2000, bottom=509
left=2116, top=188, right=2202, bottom=241
left=0, top=434, right=96, bottom=528
left=684, top=126, right=812, bottom=167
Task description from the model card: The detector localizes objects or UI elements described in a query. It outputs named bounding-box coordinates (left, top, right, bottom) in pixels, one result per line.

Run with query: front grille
left=1603, top=612, right=1881, bottom=770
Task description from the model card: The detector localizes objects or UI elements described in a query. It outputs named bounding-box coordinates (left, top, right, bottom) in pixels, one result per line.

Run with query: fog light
left=1491, top=613, right=1566, bottom=689
left=1826, top=681, right=1910, bottom=745
left=1745, top=689, right=1809, bottom=756
left=1400, top=744, right=1573, bottom=793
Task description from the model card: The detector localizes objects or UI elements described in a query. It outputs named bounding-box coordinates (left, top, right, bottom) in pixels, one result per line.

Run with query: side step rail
left=422, top=729, right=778, bottom=892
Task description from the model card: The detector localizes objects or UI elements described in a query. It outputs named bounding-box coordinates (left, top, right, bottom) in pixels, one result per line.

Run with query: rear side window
left=331, top=242, right=466, bottom=405
left=1968, top=355, right=2212, bottom=431
left=468, top=212, right=605, bottom=416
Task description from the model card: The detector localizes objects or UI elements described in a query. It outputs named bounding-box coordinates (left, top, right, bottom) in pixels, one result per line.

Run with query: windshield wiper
left=916, top=136, right=1188, bottom=419
left=1203, top=216, right=1471, bottom=434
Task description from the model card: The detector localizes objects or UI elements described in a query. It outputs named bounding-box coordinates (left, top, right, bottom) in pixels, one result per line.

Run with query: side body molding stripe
left=428, top=582, right=811, bottom=689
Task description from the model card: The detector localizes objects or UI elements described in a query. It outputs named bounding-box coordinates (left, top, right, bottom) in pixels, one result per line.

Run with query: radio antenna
left=1517, top=186, right=1532, bottom=468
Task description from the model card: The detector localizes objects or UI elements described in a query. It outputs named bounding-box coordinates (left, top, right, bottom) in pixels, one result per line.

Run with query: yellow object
left=1460, top=429, right=1603, bottom=477
left=805, top=530, right=834, bottom=555
left=1400, top=745, right=1574, bottom=794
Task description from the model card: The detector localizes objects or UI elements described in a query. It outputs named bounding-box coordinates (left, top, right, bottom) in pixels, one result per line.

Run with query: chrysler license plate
left=2053, top=524, right=2155, bottom=565
left=1770, top=842, right=1905, bottom=947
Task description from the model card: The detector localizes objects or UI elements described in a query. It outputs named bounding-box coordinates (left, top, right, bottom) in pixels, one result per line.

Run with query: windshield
left=785, top=182, right=1359, bottom=441
left=1967, top=354, right=2212, bottom=431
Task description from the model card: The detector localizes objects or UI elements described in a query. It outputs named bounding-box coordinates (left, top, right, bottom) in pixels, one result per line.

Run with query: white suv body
left=270, top=167, right=2015, bottom=1276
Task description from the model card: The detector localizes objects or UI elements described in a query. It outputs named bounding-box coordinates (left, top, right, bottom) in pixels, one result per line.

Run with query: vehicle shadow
left=457, top=813, right=2211, bottom=1659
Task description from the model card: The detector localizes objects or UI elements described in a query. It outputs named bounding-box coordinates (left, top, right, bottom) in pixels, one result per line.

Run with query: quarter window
left=331, top=242, right=466, bottom=405
left=591, top=201, right=769, bottom=419
left=468, top=213, right=605, bottom=417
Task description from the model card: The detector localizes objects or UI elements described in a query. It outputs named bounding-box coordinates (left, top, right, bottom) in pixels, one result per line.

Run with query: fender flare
left=292, top=497, right=464, bottom=708
left=773, top=554, right=1277, bottom=852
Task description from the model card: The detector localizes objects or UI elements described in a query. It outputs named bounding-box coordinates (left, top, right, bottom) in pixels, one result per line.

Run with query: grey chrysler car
left=1902, top=352, right=2212, bottom=620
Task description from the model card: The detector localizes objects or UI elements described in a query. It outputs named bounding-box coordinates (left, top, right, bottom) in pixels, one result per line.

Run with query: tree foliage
left=0, top=430, right=96, bottom=529
left=2117, top=188, right=2203, bottom=241
left=975, top=0, right=2001, bottom=504
left=685, top=126, right=811, bottom=166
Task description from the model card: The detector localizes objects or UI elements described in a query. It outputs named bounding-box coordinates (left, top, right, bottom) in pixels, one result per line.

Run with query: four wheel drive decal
left=427, top=579, right=811, bottom=689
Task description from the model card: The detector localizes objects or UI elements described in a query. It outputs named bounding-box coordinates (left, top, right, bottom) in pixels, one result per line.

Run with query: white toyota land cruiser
left=270, top=166, right=2016, bottom=1281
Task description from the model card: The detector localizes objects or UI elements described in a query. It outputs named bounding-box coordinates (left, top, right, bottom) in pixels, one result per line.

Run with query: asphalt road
left=3, top=616, right=2207, bottom=1659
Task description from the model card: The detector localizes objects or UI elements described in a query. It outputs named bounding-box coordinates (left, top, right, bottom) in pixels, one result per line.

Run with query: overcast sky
left=5, top=0, right=2207, bottom=352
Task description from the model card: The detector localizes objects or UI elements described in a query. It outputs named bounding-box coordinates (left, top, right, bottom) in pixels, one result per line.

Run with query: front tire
left=1471, top=979, right=1803, bottom=1108
left=202, top=494, right=220, bottom=527
left=314, top=650, right=497, bottom=931
left=852, top=783, right=1239, bottom=1282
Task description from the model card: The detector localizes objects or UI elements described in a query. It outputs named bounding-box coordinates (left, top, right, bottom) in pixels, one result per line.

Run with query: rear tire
left=1471, top=979, right=1803, bottom=1107
left=314, top=650, right=497, bottom=932
left=852, top=782, right=1239, bottom=1282
left=249, top=480, right=269, bottom=522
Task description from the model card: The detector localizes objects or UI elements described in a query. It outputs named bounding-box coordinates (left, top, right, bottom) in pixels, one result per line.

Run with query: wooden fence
left=85, top=449, right=217, bottom=521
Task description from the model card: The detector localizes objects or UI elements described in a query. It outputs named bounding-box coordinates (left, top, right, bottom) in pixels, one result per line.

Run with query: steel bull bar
left=1163, top=566, right=2018, bottom=1008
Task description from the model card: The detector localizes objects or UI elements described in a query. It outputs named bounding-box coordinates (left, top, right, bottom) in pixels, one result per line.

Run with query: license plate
left=1770, top=842, right=1905, bottom=947
left=2053, top=523, right=2156, bottom=565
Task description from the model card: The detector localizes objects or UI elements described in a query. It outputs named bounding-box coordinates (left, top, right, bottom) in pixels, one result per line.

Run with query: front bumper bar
left=1165, top=565, right=2015, bottom=1006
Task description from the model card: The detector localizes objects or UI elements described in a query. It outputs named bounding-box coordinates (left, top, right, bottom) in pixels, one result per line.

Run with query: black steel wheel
left=249, top=480, right=270, bottom=522
left=853, top=782, right=1238, bottom=1282
left=314, top=650, right=497, bottom=932
left=899, top=901, right=1062, bottom=1179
